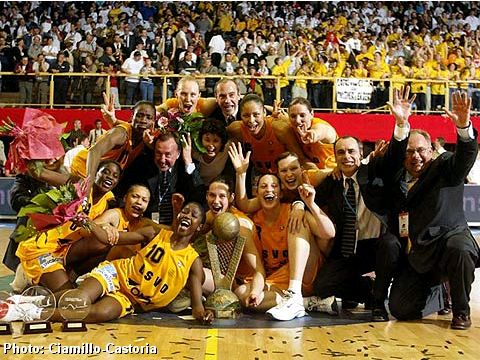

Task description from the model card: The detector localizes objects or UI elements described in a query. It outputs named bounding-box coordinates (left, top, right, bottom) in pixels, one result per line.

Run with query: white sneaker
left=167, top=289, right=191, bottom=313
left=8, top=294, right=46, bottom=306
left=304, top=295, right=339, bottom=315
left=0, top=301, right=42, bottom=322
left=9, top=265, right=32, bottom=293
left=266, top=290, right=306, bottom=321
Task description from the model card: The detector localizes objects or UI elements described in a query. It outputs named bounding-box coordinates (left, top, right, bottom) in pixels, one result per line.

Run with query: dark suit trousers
left=389, top=229, right=478, bottom=320
left=313, top=232, right=401, bottom=303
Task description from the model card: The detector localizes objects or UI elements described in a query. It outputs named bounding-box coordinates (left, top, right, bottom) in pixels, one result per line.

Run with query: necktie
left=407, top=177, right=418, bottom=192
left=158, top=171, right=173, bottom=225
left=226, top=115, right=235, bottom=125
left=341, top=178, right=357, bottom=257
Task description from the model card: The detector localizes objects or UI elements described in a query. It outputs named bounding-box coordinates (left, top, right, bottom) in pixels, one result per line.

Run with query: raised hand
left=228, top=142, right=251, bottom=175
left=297, top=126, right=317, bottom=144
left=297, top=171, right=316, bottom=210
left=272, top=98, right=287, bottom=119
left=101, top=92, right=117, bottom=128
left=386, top=86, right=416, bottom=126
left=371, top=140, right=389, bottom=160
left=181, top=133, right=193, bottom=165
left=444, top=91, right=472, bottom=128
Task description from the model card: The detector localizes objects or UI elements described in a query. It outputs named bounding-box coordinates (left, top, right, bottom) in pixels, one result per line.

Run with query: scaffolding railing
left=0, top=71, right=478, bottom=114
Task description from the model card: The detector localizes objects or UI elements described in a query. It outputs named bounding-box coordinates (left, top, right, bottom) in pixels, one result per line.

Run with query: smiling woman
left=14, top=161, right=122, bottom=295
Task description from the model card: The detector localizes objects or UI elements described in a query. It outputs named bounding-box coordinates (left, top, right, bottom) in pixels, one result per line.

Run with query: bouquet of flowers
left=157, top=109, right=206, bottom=153
left=0, top=109, right=66, bottom=174
left=11, top=180, right=89, bottom=243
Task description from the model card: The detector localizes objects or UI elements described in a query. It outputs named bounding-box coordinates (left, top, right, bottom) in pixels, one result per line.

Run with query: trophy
left=0, top=291, right=13, bottom=335
left=204, top=212, right=246, bottom=319
left=58, top=289, right=90, bottom=332
left=21, top=286, right=55, bottom=334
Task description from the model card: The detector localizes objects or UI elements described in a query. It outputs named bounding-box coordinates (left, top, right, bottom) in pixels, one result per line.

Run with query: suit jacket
left=315, top=134, right=408, bottom=259
left=145, top=158, right=206, bottom=218
left=390, top=132, right=480, bottom=273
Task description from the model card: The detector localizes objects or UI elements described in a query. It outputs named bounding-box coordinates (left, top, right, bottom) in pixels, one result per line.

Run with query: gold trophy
left=204, top=212, right=246, bottom=319
left=58, top=289, right=90, bottom=332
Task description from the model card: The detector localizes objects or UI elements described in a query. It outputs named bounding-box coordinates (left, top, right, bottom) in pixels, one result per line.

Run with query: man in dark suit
left=387, top=92, right=479, bottom=330
left=145, top=131, right=205, bottom=225
left=313, top=87, right=414, bottom=321
left=210, top=79, right=242, bottom=126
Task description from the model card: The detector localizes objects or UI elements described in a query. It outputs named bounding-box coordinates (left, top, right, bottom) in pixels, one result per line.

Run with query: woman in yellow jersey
left=430, top=63, right=449, bottom=111
left=92, top=184, right=152, bottom=262
left=410, top=57, right=429, bottom=111
left=16, top=161, right=122, bottom=293
left=63, top=202, right=213, bottom=324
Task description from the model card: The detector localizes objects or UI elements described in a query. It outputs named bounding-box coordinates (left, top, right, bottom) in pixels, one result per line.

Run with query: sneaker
left=266, top=290, right=306, bottom=321
left=304, top=296, right=338, bottom=315
left=7, top=294, right=47, bottom=306
left=0, top=301, right=42, bottom=322
left=167, top=289, right=191, bottom=313
left=9, top=265, right=32, bottom=293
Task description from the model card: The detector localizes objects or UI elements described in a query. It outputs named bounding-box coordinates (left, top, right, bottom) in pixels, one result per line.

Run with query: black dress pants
left=389, top=229, right=478, bottom=320
left=313, top=232, right=402, bottom=303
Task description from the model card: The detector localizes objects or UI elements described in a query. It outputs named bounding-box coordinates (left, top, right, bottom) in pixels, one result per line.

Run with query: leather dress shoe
left=371, top=301, right=389, bottom=322
left=451, top=314, right=471, bottom=330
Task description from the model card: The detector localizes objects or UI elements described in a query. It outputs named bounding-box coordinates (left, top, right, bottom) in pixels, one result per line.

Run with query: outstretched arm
left=85, top=126, right=128, bottom=193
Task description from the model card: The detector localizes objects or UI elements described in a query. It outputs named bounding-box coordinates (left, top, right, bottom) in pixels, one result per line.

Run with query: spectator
left=139, top=56, right=156, bottom=102
left=178, top=51, right=197, bottom=75
left=64, top=133, right=90, bottom=172
left=89, top=119, right=106, bottom=146
left=14, top=55, right=34, bottom=104
left=32, top=53, right=50, bottom=105
left=121, top=50, right=144, bottom=105
left=42, top=36, right=59, bottom=65
left=27, top=35, right=43, bottom=60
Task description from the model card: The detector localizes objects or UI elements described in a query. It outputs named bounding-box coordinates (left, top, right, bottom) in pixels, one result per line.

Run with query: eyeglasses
left=406, top=147, right=430, bottom=156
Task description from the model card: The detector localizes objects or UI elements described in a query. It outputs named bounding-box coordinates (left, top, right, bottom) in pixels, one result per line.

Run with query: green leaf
left=45, top=188, right=63, bottom=203
left=30, top=193, right=57, bottom=210
left=193, top=132, right=207, bottom=154
left=11, top=223, right=37, bottom=243
left=18, top=203, right=52, bottom=217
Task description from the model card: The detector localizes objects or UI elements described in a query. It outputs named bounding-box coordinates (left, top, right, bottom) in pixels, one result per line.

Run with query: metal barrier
left=1, top=71, right=479, bottom=113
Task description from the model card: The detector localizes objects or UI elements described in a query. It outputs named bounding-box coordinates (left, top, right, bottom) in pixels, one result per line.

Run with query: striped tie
left=341, top=178, right=357, bottom=257
left=158, top=171, right=173, bottom=225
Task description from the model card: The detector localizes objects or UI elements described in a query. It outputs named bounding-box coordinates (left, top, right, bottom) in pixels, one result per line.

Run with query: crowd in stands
left=1, top=1, right=480, bottom=110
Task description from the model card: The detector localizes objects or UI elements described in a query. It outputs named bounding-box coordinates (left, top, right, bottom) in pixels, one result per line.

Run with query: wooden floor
left=1, top=228, right=480, bottom=359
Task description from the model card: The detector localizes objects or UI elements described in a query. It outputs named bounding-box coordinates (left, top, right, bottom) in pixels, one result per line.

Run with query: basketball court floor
left=1, top=225, right=479, bottom=359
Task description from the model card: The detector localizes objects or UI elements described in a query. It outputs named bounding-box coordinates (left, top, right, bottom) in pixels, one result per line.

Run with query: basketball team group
left=1, top=76, right=478, bottom=331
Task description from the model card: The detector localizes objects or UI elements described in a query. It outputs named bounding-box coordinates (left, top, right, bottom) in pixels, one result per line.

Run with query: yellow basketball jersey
left=17, top=191, right=115, bottom=262
left=113, top=228, right=199, bottom=311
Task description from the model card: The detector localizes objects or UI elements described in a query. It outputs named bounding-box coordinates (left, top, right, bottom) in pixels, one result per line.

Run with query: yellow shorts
left=88, top=261, right=135, bottom=318
left=21, top=246, right=69, bottom=285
